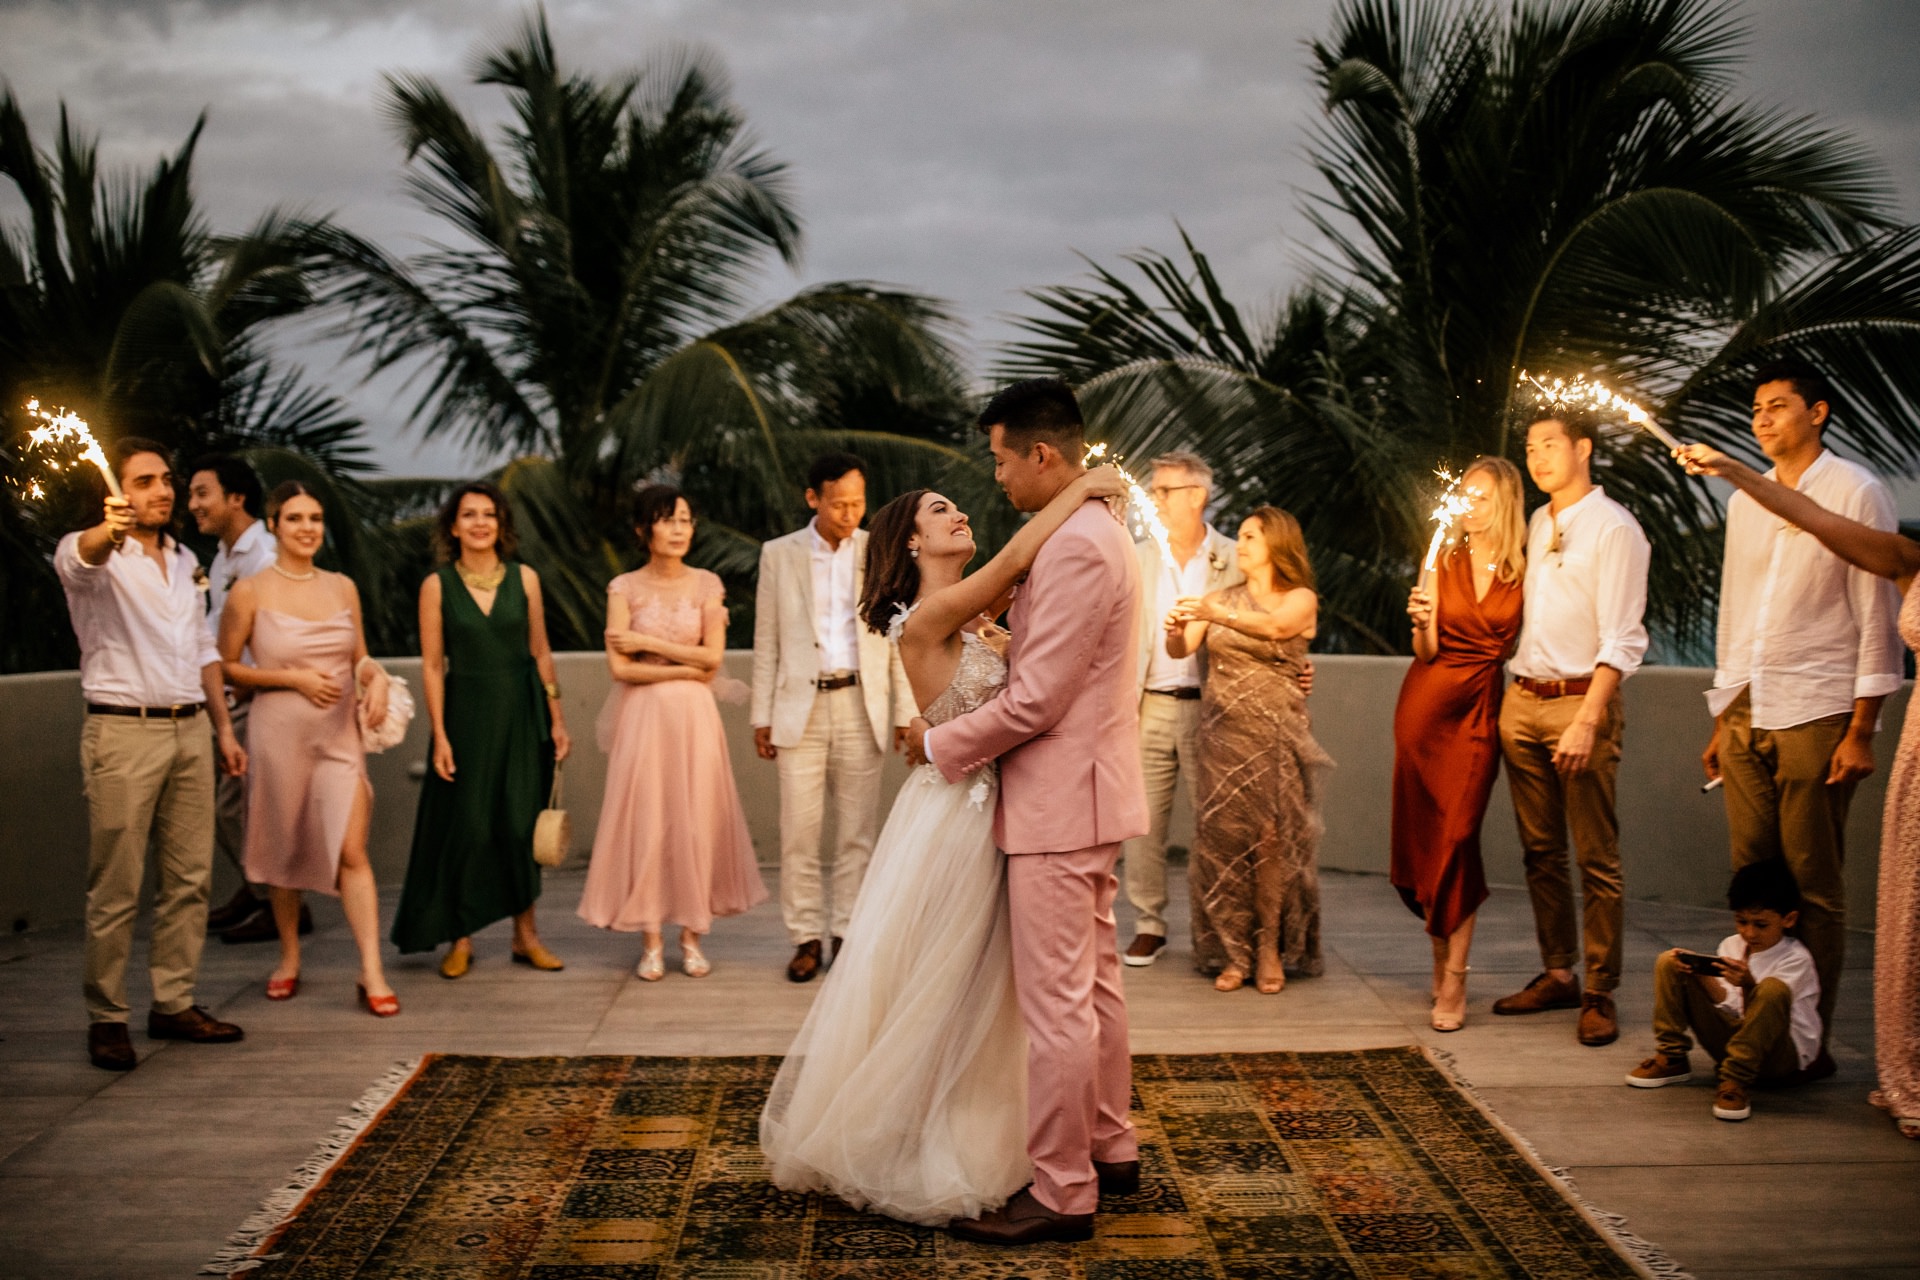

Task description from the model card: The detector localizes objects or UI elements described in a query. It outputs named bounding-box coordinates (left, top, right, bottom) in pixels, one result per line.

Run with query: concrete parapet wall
left=0, top=654, right=1899, bottom=933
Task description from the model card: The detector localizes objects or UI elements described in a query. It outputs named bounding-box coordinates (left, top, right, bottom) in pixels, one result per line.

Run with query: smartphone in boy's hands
left=1673, top=949, right=1724, bottom=975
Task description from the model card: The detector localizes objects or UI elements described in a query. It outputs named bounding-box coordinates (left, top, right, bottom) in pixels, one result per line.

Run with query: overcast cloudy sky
left=3, top=0, right=1916, bottom=476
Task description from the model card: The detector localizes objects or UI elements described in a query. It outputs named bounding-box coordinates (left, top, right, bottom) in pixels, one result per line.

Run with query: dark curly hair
left=434, top=482, right=518, bottom=563
left=859, top=489, right=929, bottom=635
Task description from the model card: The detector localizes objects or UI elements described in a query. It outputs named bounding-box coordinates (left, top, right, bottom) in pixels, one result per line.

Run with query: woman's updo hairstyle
left=859, top=489, right=929, bottom=635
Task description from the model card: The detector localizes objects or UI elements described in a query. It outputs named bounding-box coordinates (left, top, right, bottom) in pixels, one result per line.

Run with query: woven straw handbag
left=532, top=763, right=570, bottom=868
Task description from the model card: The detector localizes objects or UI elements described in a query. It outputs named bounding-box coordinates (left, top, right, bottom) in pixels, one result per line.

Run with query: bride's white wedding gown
left=759, top=626, right=1029, bottom=1225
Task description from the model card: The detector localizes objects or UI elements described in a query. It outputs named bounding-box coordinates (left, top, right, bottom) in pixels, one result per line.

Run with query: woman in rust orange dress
left=1390, top=457, right=1526, bottom=1032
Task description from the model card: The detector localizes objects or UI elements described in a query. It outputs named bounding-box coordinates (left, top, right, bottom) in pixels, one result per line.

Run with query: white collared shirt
left=1714, top=933, right=1821, bottom=1069
left=1707, top=450, right=1902, bottom=728
left=207, top=519, right=276, bottom=626
left=56, top=532, right=220, bottom=706
left=1144, top=535, right=1214, bottom=691
left=808, top=518, right=860, bottom=675
left=1508, top=486, right=1651, bottom=682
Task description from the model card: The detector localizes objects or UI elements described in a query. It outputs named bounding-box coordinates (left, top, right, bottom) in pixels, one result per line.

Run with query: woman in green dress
left=392, top=482, right=573, bottom=975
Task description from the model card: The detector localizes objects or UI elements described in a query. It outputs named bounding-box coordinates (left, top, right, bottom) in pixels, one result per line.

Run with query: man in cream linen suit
left=752, top=453, right=915, bottom=983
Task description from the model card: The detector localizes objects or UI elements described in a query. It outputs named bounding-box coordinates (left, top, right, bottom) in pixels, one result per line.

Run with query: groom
left=908, top=378, right=1149, bottom=1244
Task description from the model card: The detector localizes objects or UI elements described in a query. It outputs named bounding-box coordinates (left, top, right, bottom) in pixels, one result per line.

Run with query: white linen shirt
left=808, top=518, right=860, bottom=675
left=207, top=519, right=276, bottom=626
left=1143, top=537, right=1213, bottom=691
left=55, top=531, right=220, bottom=706
left=1508, top=486, right=1651, bottom=682
left=1713, top=932, right=1822, bottom=1069
left=1707, top=450, right=1902, bottom=728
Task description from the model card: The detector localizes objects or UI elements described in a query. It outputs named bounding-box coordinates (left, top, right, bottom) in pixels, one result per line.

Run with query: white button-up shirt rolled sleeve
left=56, top=532, right=217, bottom=706
left=1509, top=487, right=1651, bottom=683
left=1707, top=451, right=1903, bottom=727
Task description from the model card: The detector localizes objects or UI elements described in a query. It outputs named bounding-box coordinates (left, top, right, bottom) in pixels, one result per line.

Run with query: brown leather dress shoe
left=1492, top=972, right=1582, bottom=1015
left=87, top=1023, right=136, bottom=1071
left=787, top=940, right=823, bottom=983
left=949, top=1186, right=1093, bottom=1245
left=830, top=936, right=844, bottom=965
left=147, top=1005, right=244, bottom=1043
left=1577, top=992, right=1619, bottom=1046
left=1094, top=1158, right=1140, bottom=1196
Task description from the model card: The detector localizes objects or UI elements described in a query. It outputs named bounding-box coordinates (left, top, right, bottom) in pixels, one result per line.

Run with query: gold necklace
left=457, top=560, right=506, bottom=591
left=270, top=562, right=317, bottom=581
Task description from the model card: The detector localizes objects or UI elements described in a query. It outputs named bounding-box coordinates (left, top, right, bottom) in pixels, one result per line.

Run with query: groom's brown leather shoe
left=786, top=940, right=823, bottom=983
left=949, top=1187, right=1093, bottom=1245
left=1094, top=1158, right=1140, bottom=1196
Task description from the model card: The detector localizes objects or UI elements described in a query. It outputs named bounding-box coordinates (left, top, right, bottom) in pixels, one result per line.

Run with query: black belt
left=1146, top=687, right=1202, bottom=701
left=815, top=673, right=859, bottom=691
left=86, top=702, right=204, bottom=719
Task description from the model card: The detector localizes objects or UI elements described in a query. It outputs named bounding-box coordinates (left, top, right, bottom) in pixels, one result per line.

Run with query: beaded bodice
left=920, top=627, right=1007, bottom=727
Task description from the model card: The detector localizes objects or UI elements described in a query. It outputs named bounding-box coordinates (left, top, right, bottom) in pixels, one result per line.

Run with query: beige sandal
left=1430, top=966, right=1470, bottom=1032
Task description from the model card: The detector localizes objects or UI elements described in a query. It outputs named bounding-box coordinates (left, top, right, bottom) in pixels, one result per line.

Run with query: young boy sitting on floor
left=1626, top=859, right=1822, bottom=1122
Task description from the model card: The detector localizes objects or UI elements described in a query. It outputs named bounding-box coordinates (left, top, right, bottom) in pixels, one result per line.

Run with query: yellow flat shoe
left=511, top=944, right=565, bottom=971
left=439, top=946, right=472, bottom=979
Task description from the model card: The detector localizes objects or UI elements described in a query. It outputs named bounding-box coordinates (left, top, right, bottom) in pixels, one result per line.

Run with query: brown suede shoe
left=146, top=1005, right=244, bottom=1043
left=1577, top=992, right=1619, bottom=1046
left=787, top=940, right=823, bottom=983
left=1122, top=934, right=1166, bottom=967
left=1094, top=1158, right=1140, bottom=1196
left=949, top=1186, right=1093, bottom=1245
left=87, top=1023, right=136, bottom=1071
left=1491, top=972, right=1582, bottom=1015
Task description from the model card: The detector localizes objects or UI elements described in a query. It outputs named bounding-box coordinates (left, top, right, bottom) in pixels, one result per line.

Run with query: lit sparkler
left=1519, top=371, right=1685, bottom=453
left=19, top=400, right=122, bottom=499
left=1084, top=442, right=1174, bottom=563
left=1421, top=468, right=1473, bottom=577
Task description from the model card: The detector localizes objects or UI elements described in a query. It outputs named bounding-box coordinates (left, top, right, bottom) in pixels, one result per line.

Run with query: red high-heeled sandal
left=356, top=984, right=400, bottom=1018
left=266, top=975, right=299, bottom=1001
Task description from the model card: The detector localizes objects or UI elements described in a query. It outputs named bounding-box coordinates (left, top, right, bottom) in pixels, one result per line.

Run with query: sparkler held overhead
left=19, top=400, right=123, bottom=499
left=1519, top=372, right=1687, bottom=454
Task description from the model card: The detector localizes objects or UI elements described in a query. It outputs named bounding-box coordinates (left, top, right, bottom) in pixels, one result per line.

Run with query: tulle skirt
left=760, top=764, right=1029, bottom=1225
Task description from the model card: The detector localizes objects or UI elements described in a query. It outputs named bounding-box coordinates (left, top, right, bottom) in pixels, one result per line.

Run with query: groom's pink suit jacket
left=927, top=496, right=1148, bottom=1216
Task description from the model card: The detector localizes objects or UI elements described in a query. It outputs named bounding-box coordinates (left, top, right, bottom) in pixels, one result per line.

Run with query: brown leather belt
left=1514, top=676, right=1591, bottom=699
left=1146, top=687, right=1202, bottom=701
left=815, top=673, right=859, bottom=691
left=86, top=702, right=204, bottom=719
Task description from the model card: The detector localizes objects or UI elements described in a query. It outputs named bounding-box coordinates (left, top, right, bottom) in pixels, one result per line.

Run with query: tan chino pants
left=80, top=714, right=217, bottom=1023
left=1651, top=951, right=1802, bottom=1084
left=776, top=684, right=884, bottom=945
left=1121, top=692, right=1202, bottom=938
left=1498, top=684, right=1626, bottom=992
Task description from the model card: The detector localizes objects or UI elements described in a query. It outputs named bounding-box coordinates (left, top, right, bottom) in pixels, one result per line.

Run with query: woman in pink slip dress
left=579, top=484, right=766, bottom=979
left=218, top=481, right=399, bottom=1016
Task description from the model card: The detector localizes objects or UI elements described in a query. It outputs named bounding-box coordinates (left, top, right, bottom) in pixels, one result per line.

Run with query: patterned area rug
left=207, top=1048, right=1679, bottom=1279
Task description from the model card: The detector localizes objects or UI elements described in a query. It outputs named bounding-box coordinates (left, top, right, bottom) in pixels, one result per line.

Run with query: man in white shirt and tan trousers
left=752, top=453, right=914, bottom=983
left=1495, top=411, right=1651, bottom=1047
left=57, top=438, right=247, bottom=1071
left=1703, top=359, right=1900, bottom=1069
left=1122, top=452, right=1241, bottom=966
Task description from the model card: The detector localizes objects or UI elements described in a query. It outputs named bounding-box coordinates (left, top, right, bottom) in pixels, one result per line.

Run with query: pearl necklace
left=270, top=562, right=317, bottom=581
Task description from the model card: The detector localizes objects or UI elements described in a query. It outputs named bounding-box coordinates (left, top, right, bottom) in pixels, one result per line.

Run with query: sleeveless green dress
left=391, top=563, right=553, bottom=952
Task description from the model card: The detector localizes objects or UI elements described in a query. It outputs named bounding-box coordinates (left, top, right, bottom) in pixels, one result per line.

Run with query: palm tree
left=1003, top=0, right=1920, bottom=653
left=0, top=92, right=375, bottom=671
left=326, top=13, right=981, bottom=647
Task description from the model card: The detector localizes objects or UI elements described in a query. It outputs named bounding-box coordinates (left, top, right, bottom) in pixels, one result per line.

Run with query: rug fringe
left=1421, top=1046, right=1695, bottom=1280
left=199, top=1058, right=425, bottom=1277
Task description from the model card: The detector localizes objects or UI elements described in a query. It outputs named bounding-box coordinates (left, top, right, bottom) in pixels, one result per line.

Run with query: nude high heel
left=1430, top=966, right=1470, bottom=1032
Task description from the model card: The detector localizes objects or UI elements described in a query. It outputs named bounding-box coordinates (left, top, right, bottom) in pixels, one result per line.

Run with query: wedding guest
left=1699, top=359, right=1899, bottom=1062
left=185, top=453, right=288, bottom=943
left=1167, top=506, right=1332, bottom=993
left=219, top=482, right=398, bottom=1015
left=391, top=483, right=572, bottom=977
left=1494, top=412, right=1650, bottom=1047
left=1678, top=437, right=1920, bottom=1138
left=750, top=453, right=915, bottom=982
left=1122, top=451, right=1242, bottom=968
left=1391, top=458, right=1527, bottom=1031
left=580, top=485, right=766, bottom=979
left=58, top=438, right=246, bottom=1071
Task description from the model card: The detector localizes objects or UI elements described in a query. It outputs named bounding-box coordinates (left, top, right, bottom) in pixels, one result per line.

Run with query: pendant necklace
left=458, top=560, right=506, bottom=591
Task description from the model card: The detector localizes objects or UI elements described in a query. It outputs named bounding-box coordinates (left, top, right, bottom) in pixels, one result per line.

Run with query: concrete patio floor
left=0, top=865, right=1913, bottom=1279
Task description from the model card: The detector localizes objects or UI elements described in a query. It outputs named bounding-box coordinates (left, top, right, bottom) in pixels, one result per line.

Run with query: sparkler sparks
left=1422, top=468, right=1473, bottom=575
left=1519, top=371, right=1685, bottom=452
left=18, top=400, right=122, bottom=499
left=1084, top=442, right=1174, bottom=562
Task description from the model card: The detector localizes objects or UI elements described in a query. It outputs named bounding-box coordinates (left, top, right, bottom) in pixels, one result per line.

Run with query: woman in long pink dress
left=1680, top=442, right=1919, bottom=1139
left=219, top=482, right=399, bottom=1016
left=579, top=485, right=766, bottom=979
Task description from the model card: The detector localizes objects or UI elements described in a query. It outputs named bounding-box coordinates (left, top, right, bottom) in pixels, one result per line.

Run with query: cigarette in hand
left=1701, top=777, right=1724, bottom=794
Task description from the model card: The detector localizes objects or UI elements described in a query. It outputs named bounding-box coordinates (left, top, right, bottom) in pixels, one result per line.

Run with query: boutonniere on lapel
left=192, top=565, right=210, bottom=594
left=1208, top=549, right=1229, bottom=574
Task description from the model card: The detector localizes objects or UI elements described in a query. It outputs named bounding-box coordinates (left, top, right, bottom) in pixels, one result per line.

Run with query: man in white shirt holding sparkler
left=1494, top=410, right=1650, bottom=1047
left=1702, top=358, right=1900, bottom=1065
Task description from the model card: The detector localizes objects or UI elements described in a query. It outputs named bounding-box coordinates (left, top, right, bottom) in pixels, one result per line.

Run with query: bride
left=759, top=465, right=1126, bottom=1225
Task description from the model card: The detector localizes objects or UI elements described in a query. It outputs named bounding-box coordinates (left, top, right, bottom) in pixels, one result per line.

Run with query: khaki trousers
left=1717, top=689, right=1852, bottom=1037
left=776, top=684, right=884, bottom=945
left=1121, top=693, right=1201, bottom=937
left=1651, top=952, right=1802, bottom=1084
left=80, top=714, right=216, bottom=1022
left=1498, top=684, right=1626, bottom=992
left=213, top=699, right=250, bottom=880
